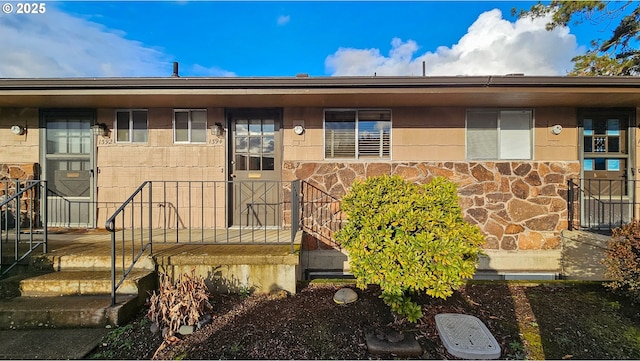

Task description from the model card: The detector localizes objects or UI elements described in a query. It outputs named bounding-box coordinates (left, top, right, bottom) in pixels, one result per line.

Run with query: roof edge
left=0, top=75, right=639, bottom=91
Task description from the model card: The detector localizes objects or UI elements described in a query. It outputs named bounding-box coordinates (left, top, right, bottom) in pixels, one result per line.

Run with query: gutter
left=1, top=75, right=640, bottom=92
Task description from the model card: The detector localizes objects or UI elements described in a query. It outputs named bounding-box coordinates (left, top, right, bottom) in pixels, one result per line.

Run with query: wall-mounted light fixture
left=211, top=122, right=224, bottom=136
left=91, top=123, right=108, bottom=137
left=10, top=125, right=25, bottom=135
left=550, top=124, right=563, bottom=135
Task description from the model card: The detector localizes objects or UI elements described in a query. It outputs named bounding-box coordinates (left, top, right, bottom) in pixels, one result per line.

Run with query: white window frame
left=466, top=109, right=534, bottom=160
left=323, top=108, right=392, bottom=160
left=173, top=109, right=207, bottom=144
left=115, top=109, right=148, bottom=143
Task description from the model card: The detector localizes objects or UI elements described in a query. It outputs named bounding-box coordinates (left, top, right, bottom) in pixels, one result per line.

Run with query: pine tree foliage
left=515, top=1, right=640, bottom=75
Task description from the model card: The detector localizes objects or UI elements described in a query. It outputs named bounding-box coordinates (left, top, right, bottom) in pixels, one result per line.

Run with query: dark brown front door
left=227, top=109, right=282, bottom=227
left=580, top=109, right=635, bottom=228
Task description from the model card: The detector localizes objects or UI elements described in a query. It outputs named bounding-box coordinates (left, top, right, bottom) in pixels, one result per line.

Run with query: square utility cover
left=435, top=313, right=501, bottom=359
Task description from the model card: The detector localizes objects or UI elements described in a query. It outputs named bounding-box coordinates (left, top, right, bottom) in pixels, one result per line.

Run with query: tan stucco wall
left=283, top=106, right=579, bottom=162
left=0, top=105, right=580, bottom=175
left=283, top=107, right=324, bottom=161
left=534, top=107, right=578, bottom=161
left=0, top=108, right=40, bottom=163
left=0, top=105, right=586, bottom=233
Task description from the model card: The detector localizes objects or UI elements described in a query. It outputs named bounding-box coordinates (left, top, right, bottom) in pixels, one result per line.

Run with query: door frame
left=40, top=109, right=97, bottom=228
left=225, top=108, right=283, bottom=228
left=577, top=107, right=636, bottom=227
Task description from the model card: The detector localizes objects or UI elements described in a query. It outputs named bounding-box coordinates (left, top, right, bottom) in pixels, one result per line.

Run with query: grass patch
left=523, top=283, right=640, bottom=359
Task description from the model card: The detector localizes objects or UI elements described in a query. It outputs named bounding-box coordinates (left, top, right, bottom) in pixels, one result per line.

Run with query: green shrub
left=604, top=221, right=640, bottom=302
left=335, top=175, right=484, bottom=322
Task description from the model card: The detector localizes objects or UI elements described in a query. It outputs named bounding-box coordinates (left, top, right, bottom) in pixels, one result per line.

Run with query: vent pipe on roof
left=172, top=62, right=180, bottom=77
left=423, top=61, right=426, bottom=76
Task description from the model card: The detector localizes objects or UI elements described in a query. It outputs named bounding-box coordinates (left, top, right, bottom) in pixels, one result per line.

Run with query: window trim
left=465, top=108, right=534, bottom=160
left=114, top=109, right=148, bottom=143
left=173, top=109, right=207, bottom=144
left=323, top=108, right=392, bottom=160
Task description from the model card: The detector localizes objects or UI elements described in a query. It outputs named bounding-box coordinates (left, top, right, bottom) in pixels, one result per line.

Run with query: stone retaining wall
left=284, top=161, right=580, bottom=252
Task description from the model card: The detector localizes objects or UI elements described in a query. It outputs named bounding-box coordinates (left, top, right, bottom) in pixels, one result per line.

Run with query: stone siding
left=0, top=163, right=41, bottom=228
left=0, top=163, right=39, bottom=183
left=284, top=161, right=580, bottom=252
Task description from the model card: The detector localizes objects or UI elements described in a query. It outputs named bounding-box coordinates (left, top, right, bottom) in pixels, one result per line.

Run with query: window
left=174, top=109, right=207, bottom=143
left=234, top=118, right=275, bottom=171
left=582, top=115, right=627, bottom=172
left=466, top=109, right=532, bottom=160
left=324, top=109, right=391, bottom=159
left=115, top=110, right=148, bottom=143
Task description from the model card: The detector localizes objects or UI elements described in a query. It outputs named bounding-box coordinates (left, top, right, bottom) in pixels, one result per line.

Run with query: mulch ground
left=87, top=281, right=640, bottom=360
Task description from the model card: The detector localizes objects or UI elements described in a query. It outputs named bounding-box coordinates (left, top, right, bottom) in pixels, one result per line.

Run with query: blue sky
left=0, top=1, right=619, bottom=78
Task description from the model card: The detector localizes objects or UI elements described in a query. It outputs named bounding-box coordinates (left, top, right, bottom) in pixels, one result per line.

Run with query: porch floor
left=2, top=227, right=299, bottom=259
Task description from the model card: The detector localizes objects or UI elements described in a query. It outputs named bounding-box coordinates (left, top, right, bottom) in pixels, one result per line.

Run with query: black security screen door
left=42, top=110, right=95, bottom=227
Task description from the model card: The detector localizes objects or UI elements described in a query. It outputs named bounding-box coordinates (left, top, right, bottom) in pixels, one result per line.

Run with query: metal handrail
left=0, top=180, right=47, bottom=277
left=300, top=181, right=343, bottom=247
left=568, top=177, right=637, bottom=232
left=105, top=181, right=153, bottom=306
left=105, top=180, right=302, bottom=305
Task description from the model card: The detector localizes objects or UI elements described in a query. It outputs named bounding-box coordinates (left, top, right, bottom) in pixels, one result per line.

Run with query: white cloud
left=190, top=64, right=237, bottom=77
left=0, top=6, right=235, bottom=78
left=325, top=9, right=580, bottom=76
left=277, top=15, right=290, bottom=26
left=0, top=7, right=169, bottom=77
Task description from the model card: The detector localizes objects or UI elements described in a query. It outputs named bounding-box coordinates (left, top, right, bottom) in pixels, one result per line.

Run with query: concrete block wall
left=94, top=108, right=228, bottom=227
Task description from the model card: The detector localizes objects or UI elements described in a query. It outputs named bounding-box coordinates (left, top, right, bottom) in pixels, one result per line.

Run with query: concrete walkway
left=561, top=230, right=611, bottom=280
left=0, top=328, right=109, bottom=359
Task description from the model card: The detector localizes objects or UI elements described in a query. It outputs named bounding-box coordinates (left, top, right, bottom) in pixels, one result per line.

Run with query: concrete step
left=0, top=294, right=140, bottom=329
left=43, top=253, right=155, bottom=271
left=20, top=269, right=157, bottom=297
left=0, top=271, right=51, bottom=299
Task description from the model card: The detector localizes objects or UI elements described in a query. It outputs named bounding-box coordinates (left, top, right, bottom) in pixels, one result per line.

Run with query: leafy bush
left=335, top=175, right=484, bottom=322
left=604, top=221, right=640, bottom=302
left=147, top=269, right=214, bottom=338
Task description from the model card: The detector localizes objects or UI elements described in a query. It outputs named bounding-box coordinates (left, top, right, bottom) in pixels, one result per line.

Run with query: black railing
left=105, top=180, right=302, bottom=305
left=0, top=180, right=47, bottom=277
left=568, top=178, right=638, bottom=232
left=105, top=181, right=153, bottom=306
left=300, top=181, right=343, bottom=247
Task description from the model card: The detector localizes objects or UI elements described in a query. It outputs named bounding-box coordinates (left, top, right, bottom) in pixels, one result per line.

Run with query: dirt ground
left=87, top=281, right=640, bottom=360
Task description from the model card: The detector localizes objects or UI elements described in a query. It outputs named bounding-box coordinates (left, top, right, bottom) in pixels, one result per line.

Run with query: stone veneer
left=0, top=163, right=39, bottom=183
left=0, top=163, right=40, bottom=227
left=284, top=161, right=580, bottom=252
